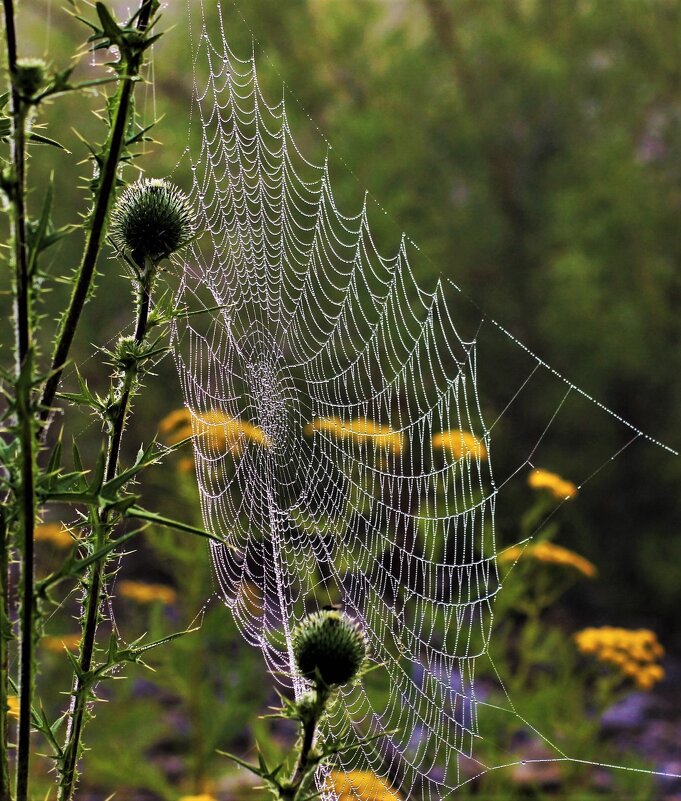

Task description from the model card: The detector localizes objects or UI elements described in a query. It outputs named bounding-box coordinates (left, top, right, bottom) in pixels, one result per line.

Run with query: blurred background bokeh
left=6, top=0, right=681, bottom=798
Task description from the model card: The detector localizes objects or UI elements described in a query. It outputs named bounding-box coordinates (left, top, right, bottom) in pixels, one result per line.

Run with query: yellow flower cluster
left=159, top=408, right=269, bottom=452
left=304, top=417, right=404, bottom=454
left=119, top=580, right=177, bottom=606
left=431, top=429, right=487, bottom=460
left=499, top=541, right=597, bottom=578
left=325, top=770, right=402, bottom=801
left=34, top=522, right=76, bottom=549
left=574, top=627, right=665, bottom=690
left=178, top=796, right=218, bottom=801
left=7, top=695, right=19, bottom=719
left=528, top=468, right=577, bottom=499
left=42, top=634, right=81, bottom=653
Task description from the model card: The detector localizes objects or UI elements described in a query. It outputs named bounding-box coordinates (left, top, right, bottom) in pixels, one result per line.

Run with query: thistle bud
left=109, top=178, right=195, bottom=269
left=15, top=58, right=47, bottom=98
left=292, top=610, right=367, bottom=687
left=113, top=335, right=144, bottom=372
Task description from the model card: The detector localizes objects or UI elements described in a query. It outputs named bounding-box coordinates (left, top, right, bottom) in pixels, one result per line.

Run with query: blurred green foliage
left=15, top=0, right=680, bottom=633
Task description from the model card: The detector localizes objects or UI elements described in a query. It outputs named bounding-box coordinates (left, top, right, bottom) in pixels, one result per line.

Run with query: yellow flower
left=177, top=456, right=195, bottom=473
left=431, top=429, right=487, bottom=460
left=178, top=796, right=218, bottom=801
left=325, top=770, right=403, bottom=801
left=159, top=408, right=269, bottom=451
left=304, top=416, right=403, bottom=454
left=34, top=522, right=76, bottom=549
left=573, top=627, right=665, bottom=691
left=42, top=634, right=81, bottom=653
left=119, top=580, right=177, bottom=606
left=528, top=468, right=577, bottom=499
left=498, top=541, right=596, bottom=578
left=159, top=407, right=192, bottom=436
left=7, top=695, right=19, bottom=719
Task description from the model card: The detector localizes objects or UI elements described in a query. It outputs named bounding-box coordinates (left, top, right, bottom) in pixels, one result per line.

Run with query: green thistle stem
left=289, top=686, right=329, bottom=801
left=38, top=0, right=156, bottom=440
left=2, top=0, right=37, bottom=797
left=58, top=276, right=153, bottom=801
left=0, top=507, right=10, bottom=801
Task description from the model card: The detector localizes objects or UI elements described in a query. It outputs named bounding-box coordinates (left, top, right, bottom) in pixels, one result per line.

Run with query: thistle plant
left=221, top=610, right=383, bottom=801
left=0, top=3, right=212, bottom=800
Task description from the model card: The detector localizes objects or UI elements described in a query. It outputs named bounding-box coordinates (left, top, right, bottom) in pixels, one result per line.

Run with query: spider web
left=170, top=2, right=677, bottom=798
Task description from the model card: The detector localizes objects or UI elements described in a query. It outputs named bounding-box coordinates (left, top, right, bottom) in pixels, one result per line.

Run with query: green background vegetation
left=18, top=0, right=680, bottom=625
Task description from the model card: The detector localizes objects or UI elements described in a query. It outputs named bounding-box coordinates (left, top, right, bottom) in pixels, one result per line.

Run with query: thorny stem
left=59, top=276, right=154, bottom=801
left=0, top=509, right=10, bottom=801
left=2, top=0, right=37, bottom=797
left=289, top=686, right=329, bottom=800
left=38, top=0, right=156, bottom=440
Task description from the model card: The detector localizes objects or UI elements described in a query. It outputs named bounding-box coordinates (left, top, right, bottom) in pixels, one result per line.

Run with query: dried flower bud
left=15, top=58, right=47, bottom=98
left=109, top=178, right=195, bottom=268
left=292, top=610, right=367, bottom=687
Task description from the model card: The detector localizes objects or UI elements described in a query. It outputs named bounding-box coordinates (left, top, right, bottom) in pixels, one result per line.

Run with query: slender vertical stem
left=58, top=279, right=152, bottom=801
left=2, top=1, right=36, bottom=798
left=38, top=0, right=156, bottom=440
left=289, top=686, right=329, bottom=799
left=0, top=510, right=11, bottom=801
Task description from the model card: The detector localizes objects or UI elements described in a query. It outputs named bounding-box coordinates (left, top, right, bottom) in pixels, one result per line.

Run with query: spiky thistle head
left=109, top=178, right=195, bottom=269
left=292, top=610, right=368, bottom=687
left=15, top=58, right=47, bottom=98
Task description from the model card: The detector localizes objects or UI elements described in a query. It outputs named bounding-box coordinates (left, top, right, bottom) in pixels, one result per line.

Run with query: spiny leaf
left=95, top=3, right=123, bottom=44
left=125, top=506, right=226, bottom=543
left=28, top=131, right=69, bottom=151
left=27, top=174, right=54, bottom=276
left=217, top=750, right=267, bottom=780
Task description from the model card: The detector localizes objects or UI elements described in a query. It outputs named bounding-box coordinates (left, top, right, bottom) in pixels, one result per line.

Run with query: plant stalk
left=58, top=277, right=153, bottom=801
left=0, top=509, right=11, bottom=801
left=289, top=686, right=329, bottom=800
left=38, top=0, right=155, bottom=440
left=2, top=0, right=37, bottom=797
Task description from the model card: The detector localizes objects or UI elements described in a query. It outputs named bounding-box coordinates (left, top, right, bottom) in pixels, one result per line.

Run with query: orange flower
left=7, top=695, right=19, bottom=719
left=159, top=408, right=269, bottom=452
left=178, top=796, right=218, bottom=801
left=304, top=416, right=403, bottom=454
left=499, top=541, right=596, bottom=578
left=431, top=429, right=487, bottom=460
left=574, top=627, right=665, bottom=691
left=34, top=522, right=76, bottom=549
left=325, top=770, right=402, bottom=801
left=119, top=580, right=177, bottom=605
left=528, top=468, right=577, bottom=500
left=42, top=634, right=81, bottom=653
left=177, top=456, right=195, bottom=473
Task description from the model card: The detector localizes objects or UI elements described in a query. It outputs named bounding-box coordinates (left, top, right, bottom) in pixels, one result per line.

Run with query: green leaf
left=216, top=750, right=266, bottom=780
left=126, top=624, right=201, bottom=657
left=100, top=439, right=160, bottom=498
left=37, top=525, right=146, bottom=593
left=45, top=429, right=63, bottom=476
left=28, top=131, right=69, bottom=150
left=95, top=3, right=123, bottom=44
left=57, top=368, right=100, bottom=409
left=125, top=506, right=226, bottom=543
left=27, top=174, right=54, bottom=276
left=72, top=440, right=84, bottom=475
left=88, top=445, right=107, bottom=494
